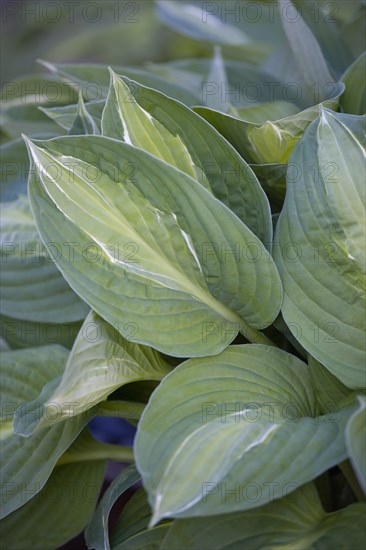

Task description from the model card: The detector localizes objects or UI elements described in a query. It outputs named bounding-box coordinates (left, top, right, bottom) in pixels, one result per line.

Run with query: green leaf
left=110, top=488, right=152, bottom=547
left=341, top=3, right=366, bottom=58
left=102, top=70, right=201, bottom=181
left=195, top=87, right=343, bottom=164
left=1, top=74, right=77, bottom=107
left=278, top=0, right=336, bottom=101
left=101, top=73, right=271, bottom=243
left=40, top=100, right=105, bottom=132
left=145, top=61, right=205, bottom=102
left=250, top=163, right=287, bottom=211
left=340, top=52, right=366, bottom=115
left=0, top=345, right=94, bottom=518
left=0, top=346, right=66, bottom=426
left=228, top=100, right=300, bottom=123
left=97, top=400, right=145, bottom=423
left=146, top=58, right=285, bottom=107
left=1, top=74, right=76, bottom=140
left=39, top=60, right=200, bottom=106
left=26, top=135, right=282, bottom=357
left=161, top=484, right=366, bottom=549
left=0, top=461, right=105, bottom=550
left=274, top=109, right=366, bottom=389
left=69, top=92, right=100, bottom=136
left=156, top=1, right=251, bottom=45
left=204, top=47, right=230, bottom=113
left=0, top=195, right=89, bottom=323
left=111, top=488, right=171, bottom=550
left=346, top=396, right=366, bottom=493
left=0, top=138, right=30, bottom=202
left=308, top=355, right=352, bottom=414
left=57, top=428, right=134, bottom=466
left=0, top=314, right=81, bottom=350
left=291, top=0, right=353, bottom=78
left=135, top=344, right=352, bottom=523
left=85, top=464, right=140, bottom=550
left=16, top=310, right=170, bottom=435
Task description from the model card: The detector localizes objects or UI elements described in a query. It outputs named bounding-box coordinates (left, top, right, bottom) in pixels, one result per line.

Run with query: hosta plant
left=1, top=1, right=365, bottom=549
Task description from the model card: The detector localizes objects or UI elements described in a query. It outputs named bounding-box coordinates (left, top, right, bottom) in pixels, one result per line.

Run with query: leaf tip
left=37, top=58, right=56, bottom=72
left=107, top=66, right=118, bottom=82
left=149, top=495, right=166, bottom=528
left=21, top=133, right=35, bottom=153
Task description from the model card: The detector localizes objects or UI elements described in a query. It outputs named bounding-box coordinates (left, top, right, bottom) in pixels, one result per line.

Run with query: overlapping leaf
left=346, top=396, right=366, bottom=493
left=195, top=88, right=343, bottom=165
left=0, top=314, right=81, bottom=350
left=156, top=1, right=251, bottom=45
left=229, top=100, right=300, bottom=123
left=69, top=92, right=100, bottom=136
left=278, top=0, right=336, bottom=101
left=26, top=135, right=282, bottom=357
left=135, top=344, right=353, bottom=523
left=340, top=51, right=366, bottom=115
left=1, top=138, right=31, bottom=201
left=0, top=137, right=88, bottom=346
left=1, top=195, right=88, bottom=323
left=101, top=72, right=271, bottom=244
left=15, top=310, right=171, bottom=435
left=88, top=479, right=366, bottom=549
left=109, top=488, right=161, bottom=549
left=102, top=71, right=202, bottom=181
left=0, top=461, right=105, bottom=550
left=39, top=60, right=200, bottom=106
left=85, top=464, right=140, bottom=550
left=1, top=74, right=76, bottom=140
left=0, top=346, right=94, bottom=518
left=146, top=57, right=287, bottom=107
left=308, top=355, right=352, bottom=414
left=161, top=484, right=366, bottom=550
left=57, top=428, right=134, bottom=466
left=41, top=100, right=105, bottom=132
left=274, top=109, right=366, bottom=389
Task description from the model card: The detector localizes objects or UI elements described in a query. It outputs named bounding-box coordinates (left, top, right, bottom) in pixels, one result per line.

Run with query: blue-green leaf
left=26, top=135, right=282, bottom=357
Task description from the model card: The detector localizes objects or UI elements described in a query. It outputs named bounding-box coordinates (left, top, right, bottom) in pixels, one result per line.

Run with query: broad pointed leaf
left=0, top=346, right=94, bottom=518
left=274, top=109, right=366, bottom=389
left=146, top=57, right=285, bottom=107
left=40, top=100, right=105, bottom=132
left=85, top=464, right=140, bottom=550
left=0, top=314, right=81, bottom=350
left=135, top=344, right=352, bottom=523
left=39, top=60, right=200, bottom=106
left=1, top=74, right=76, bottom=139
left=102, top=70, right=201, bottom=181
left=101, top=73, right=271, bottom=243
left=69, top=92, right=100, bottom=136
left=110, top=488, right=171, bottom=550
left=195, top=88, right=343, bottom=165
left=15, top=311, right=171, bottom=435
left=26, top=135, right=282, bottom=357
left=204, top=47, right=230, bottom=113
left=0, top=195, right=89, bottom=323
left=0, top=461, right=105, bottom=550
left=278, top=0, right=336, bottom=101
left=161, top=484, right=366, bottom=549
left=228, top=100, right=300, bottom=123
